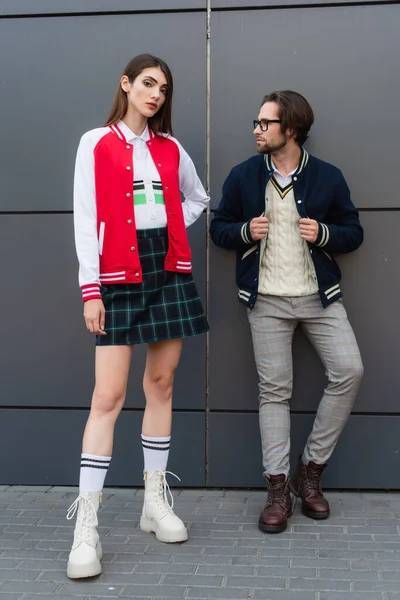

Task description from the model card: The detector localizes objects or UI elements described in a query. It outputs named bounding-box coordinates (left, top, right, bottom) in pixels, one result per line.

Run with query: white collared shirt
left=271, top=160, right=298, bottom=188
left=116, top=120, right=209, bottom=229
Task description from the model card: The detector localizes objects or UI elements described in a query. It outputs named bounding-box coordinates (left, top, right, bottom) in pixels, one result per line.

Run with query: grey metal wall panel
left=0, top=410, right=205, bottom=486
left=211, top=0, right=386, bottom=5
left=210, top=5, right=400, bottom=209
left=0, top=12, right=206, bottom=211
left=336, top=212, right=400, bottom=413
left=0, top=0, right=205, bottom=15
left=0, top=214, right=207, bottom=409
left=212, top=0, right=387, bottom=6
left=208, top=413, right=400, bottom=489
left=209, top=212, right=400, bottom=413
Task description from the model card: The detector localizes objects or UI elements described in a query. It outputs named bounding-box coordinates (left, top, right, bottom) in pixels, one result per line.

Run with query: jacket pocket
left=241, top=244, right=257, bottom=260
left=98, top=222, right=105, bottom=256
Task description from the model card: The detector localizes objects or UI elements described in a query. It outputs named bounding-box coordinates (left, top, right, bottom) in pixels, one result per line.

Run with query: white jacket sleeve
left=177, top=142, right=210, bottom=228
left=73, top=132, right=102, bottom=302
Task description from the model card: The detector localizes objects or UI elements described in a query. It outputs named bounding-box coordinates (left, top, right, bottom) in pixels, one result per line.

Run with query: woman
left=67, top=54, right=209, bottom=579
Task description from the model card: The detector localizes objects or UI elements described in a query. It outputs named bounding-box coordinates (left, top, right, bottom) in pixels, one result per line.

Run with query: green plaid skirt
left=96, top=227, right=209, bottom=346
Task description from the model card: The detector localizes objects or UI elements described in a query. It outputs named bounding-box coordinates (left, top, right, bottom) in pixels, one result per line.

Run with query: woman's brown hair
left=104, top=54, right=174, bottom=135
left=261, top=90, right=314, bottom=146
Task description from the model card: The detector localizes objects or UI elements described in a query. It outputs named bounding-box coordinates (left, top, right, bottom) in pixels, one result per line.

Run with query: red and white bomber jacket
left=73, top=123, right=209, bottom=302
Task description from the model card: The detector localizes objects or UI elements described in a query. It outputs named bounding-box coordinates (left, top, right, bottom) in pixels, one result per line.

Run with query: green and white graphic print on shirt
left=134, top=181, right=164, bottom=205
left=131, top=133, right=168, bottom=230
left=134, top=180, right=165, bottom=216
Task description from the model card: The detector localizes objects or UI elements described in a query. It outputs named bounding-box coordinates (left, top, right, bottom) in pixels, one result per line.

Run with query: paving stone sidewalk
left=1, top=486, right=400, bottom=599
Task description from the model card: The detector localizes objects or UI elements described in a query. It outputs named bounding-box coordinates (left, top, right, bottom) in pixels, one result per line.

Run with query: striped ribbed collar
left=264, top=147, right=309, bottom=176
left=109, top=121, right=153, bottom=144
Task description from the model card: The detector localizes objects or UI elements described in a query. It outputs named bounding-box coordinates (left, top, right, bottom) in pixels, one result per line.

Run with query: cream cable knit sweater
left=258, top=180, right=318, bottom=296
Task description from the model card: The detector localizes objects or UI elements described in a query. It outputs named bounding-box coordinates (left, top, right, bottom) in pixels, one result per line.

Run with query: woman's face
left=121, top=66, right=168, bottom=119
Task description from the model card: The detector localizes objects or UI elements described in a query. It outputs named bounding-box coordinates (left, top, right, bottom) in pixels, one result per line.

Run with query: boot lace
left=266, top=480, right=289, bottom=509
left=66, top=495, right=98, bottom=546
left=148, top=471, right=181, bottom=515
left=303, top=464, right=324, bottom=497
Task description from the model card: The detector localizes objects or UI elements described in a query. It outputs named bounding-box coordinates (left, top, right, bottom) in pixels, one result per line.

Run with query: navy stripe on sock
left=81, top=458, right=110, bottom=464
left=141, top=443, right=169, bottom=451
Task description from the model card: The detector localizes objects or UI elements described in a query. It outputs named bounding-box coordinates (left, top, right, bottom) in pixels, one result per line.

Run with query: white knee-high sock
left=141, top=435, right=170, bottom=472
left=79, top=453, right=111, bottom=493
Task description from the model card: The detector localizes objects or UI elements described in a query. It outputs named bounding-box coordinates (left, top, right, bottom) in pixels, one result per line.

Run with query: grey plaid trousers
left=247, top=294, right=363, bottom=478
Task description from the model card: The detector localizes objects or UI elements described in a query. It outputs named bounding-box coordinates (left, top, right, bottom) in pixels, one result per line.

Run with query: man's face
left=254, top=101, right=288, bottom=154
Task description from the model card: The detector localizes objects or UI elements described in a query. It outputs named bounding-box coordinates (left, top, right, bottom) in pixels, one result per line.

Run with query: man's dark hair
left=261, top=90, right=314, bottom=146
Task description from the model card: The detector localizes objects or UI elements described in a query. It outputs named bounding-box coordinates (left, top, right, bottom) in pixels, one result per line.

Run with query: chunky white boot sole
left=140, top=516, right=188, bottom=543
left=67, top=541, right=103, bottom=579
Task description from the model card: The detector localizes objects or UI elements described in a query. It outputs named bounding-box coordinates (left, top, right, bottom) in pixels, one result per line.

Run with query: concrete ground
left=1, top=486, right=400, bottom=599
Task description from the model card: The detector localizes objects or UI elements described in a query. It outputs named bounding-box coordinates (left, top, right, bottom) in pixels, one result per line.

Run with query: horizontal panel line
left=0, top=209, right=209, bottom=216
left=0, top=8, right=206, bottom=19
left=1, top=208, right=396, bottom=216
left=213, top=1, right=400, bottom=12
left=209, top=207, right=400, bottom=213
left=0, top=406, right=206, bottom=412
left=0, top=407, right=397, bottom=416
left=0, top=211, right=73, bottom=215
left=1, top=207, right=397, bottom=216
left=208, top=409, right=400, bottom=416
left=1, top=1, right=397, bottom=17
left=1, top=207, right=398, bottom=215
left=358, top=207, right=400, bottom=212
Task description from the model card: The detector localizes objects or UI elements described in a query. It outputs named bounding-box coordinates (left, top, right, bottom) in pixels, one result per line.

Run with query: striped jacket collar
left=109, top=121, right=154, bottom=144
left=264, top=147, right=309, bottom=176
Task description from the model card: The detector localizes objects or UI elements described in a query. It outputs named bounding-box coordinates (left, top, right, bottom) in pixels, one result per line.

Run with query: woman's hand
left=83, top=299, right=107, bottom=335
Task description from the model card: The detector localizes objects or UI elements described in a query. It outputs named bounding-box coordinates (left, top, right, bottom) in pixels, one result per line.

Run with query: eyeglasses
left=253, top=119, right=281, bottom=132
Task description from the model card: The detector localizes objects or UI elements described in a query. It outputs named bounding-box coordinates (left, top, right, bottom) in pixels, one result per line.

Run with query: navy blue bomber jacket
left=210, top=149, right=363, bottom=309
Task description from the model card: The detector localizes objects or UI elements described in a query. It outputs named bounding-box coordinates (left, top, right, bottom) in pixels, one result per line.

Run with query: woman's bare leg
left=142, top=338, right=183, bottom=437
left=82, top=345, right=133, bottom=456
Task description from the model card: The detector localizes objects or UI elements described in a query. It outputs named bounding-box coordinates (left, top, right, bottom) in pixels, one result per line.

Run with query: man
left=210, top=91, right=364, bottom=534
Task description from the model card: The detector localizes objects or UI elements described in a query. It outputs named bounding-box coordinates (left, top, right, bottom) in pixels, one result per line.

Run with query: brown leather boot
left=291, top=458, right=330, bottom=520
left=259, top=474, right=292, bottom=534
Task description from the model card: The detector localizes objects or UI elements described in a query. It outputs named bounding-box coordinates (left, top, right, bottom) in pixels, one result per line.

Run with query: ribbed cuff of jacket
left=315, top=222, right=330, bottom=247
left=81, top=283, right=102, bottom=302
left=239, top=221, right=254, bottom=245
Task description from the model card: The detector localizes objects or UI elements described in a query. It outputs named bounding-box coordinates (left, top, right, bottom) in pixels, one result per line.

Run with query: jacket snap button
left=135, top=272, right=140, bottom=277
left=126, top=145, right=130, bottom=149
left=126, top=166, right=131, bottom=170
left=130, top=246, right=135, bottom=251
left=127, top=219, right=132, bottom=224
left=126, top=193, right=131, bottom=197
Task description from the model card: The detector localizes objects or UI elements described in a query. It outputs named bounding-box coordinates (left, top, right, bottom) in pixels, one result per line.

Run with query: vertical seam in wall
left=205, top=0, right=211, bottom=487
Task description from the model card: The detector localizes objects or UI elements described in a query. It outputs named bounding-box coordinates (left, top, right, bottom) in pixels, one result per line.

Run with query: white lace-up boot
left=66, top=492, right=102, bottom=579
left=140, top=470, right=188, bottom=543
